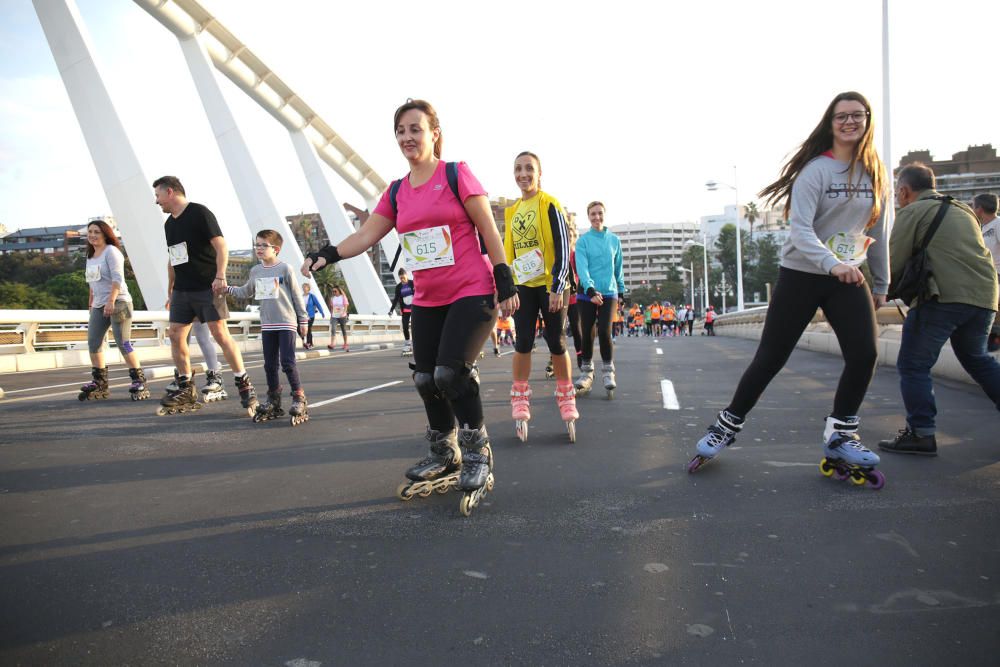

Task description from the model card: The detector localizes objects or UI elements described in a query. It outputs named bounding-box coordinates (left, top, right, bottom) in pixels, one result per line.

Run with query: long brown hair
left=86, top=220, right=121, bottom=258
left=393, top=99, right=442, bottom=159
left=759, top=91, right=886, bottom=229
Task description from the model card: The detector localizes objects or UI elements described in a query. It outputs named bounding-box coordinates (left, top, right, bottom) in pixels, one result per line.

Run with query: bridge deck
left=1, top=336, right=998, bottom=664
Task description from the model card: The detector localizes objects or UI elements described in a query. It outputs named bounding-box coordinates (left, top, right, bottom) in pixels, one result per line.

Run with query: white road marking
left=656, top=348, right=663, bottom=355
left=660, top=379, right=680, bottom=410
left=311, top=381, right=404, bottom=408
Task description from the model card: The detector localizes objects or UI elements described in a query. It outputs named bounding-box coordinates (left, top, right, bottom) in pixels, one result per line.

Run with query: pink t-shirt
left=374, top=160, right=495, bottom=307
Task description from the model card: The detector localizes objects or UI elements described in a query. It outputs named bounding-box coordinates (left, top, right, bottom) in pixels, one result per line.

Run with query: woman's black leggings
left=411, top=294, right=497, bottom=432
left=401, top=311, right=411, bottom=341
left=513, top=285, right=567, bottom=355
left=726, top=267, right=878, bottom=419
left=578, top=297, right=617, bottom=363
left=567, top=302, right=584, bottom=367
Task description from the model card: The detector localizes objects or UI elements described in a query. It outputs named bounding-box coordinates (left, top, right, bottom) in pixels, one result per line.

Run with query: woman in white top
left=328, top=285, right=350, bottom=352
left=80, top=220, right=149, bottom=401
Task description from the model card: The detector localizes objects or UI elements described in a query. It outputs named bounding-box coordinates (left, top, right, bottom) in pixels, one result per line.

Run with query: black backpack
left=887, top=195, right=953, bottom=307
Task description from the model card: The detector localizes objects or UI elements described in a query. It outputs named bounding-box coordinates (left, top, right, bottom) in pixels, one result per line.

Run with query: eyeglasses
left=253, top=243, right=274, bottom=249
left=833, top=111, right=868, bottom=125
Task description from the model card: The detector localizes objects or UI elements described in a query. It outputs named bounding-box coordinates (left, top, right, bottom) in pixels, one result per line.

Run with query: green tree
left=0, top=282, right=65, bottom=309
left=748, top=233, right=781, bottom=301
left=714, top=223, right=752, bottom=298
left=45, top=271, right=90, bottom=309
left=744, top=201, right=760, bottom=241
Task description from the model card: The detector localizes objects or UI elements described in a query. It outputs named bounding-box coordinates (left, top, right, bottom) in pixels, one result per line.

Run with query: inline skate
left=574, top=361, right=594, bottom=396
left=253, top=389, right=284, bottom=423
left=687, top=410, right=744, bottom=473
left=457, top=425, right=494, bottom=517
left=156, top=372, right=201, bottom=415
left=511, top=381, right=531, bottom=442
left=819, top=416, right=885, bottom=489
left=545, top=360, right=554, bottom=379
left=555, top=380, right=578, bottom=443
left=602, top=361, right=616, bottom=400
left=397, top=428, right=462, bottom=500
left=235, top=373, right=258, bottom=416
left=78, top=367, right=109, bottom=401
left=401, top=341, right=413, bottom=357
left=201, top=369, right=227, bottom=403
left=128, top=367, right=150, bottom=401
left=289, top=390, right=309, bottom=426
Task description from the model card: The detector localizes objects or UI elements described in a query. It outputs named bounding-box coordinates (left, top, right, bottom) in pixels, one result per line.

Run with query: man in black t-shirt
left=153, top=176, right=257, bottom=412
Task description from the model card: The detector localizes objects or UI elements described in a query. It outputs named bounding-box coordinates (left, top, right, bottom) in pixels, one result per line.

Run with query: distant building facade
left=612, top=221, right=701, bottom=290
left=898, top=144, right=1000, bottom=203
left=0, top=217, right=119, bottom=256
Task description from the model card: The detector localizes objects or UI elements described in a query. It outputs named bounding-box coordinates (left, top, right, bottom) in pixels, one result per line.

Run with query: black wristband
left=586, top=287, right=597, bottom=298
left=493, top=264, right=517, bottom=302
left=314, top=244, right=342, bottom=268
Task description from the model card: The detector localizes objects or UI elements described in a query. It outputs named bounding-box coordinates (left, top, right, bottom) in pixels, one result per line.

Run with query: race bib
left=255, top=277, right=279, bottom=300
left=168, top=242, right=189, bottom=266
left=400, top=225, right=455, bottom=271
left=403, top=294, right=413, bottom=306
left=85, top=264, right=102, bottom=283
left=512, top=248, right=545, bottom=284
left=825, top=233, right=874, bottom=267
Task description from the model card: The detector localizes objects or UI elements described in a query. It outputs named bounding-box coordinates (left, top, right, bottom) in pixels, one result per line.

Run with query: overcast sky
left=2, top=0, right=997, bottom=247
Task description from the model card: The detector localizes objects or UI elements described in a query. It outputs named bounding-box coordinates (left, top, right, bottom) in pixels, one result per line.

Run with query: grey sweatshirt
left=228, top=261, right=307, bottom=332
left=86, top=245, right=131, bottom=307
left=782, top=155, right=889, bottom=294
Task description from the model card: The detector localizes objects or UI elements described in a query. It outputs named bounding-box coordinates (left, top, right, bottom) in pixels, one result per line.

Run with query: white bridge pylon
left=33, top=0, right=395, bottom=313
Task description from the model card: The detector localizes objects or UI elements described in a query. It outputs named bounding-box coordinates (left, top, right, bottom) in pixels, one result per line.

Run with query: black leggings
left=578, top=297, right=617, bottom=363
left=513, top=285, right=567, bottom=355
left=567, top=302, right=584, bottom=367
left=401, top=311, right=411, bottom=341
left=726, top=267, right=878, bottom=419
left=412, top=294, right=497, bottom=431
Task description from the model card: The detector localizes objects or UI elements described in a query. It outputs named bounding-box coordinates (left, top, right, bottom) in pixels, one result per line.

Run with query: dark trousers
left=306, top=317, right=316, bottom=346
left=262, top=330, right=301, bottom=394
left=412, top=294, right=497, bottom=431
left=402, top=311, right=411, bottom=341
left=513, top=285, right=567, bottom=355
left=567, top=302, right=584, bottom=367
left=579, top=297, right=617, bottom=363
left=726, top=267, right=878, bottom=419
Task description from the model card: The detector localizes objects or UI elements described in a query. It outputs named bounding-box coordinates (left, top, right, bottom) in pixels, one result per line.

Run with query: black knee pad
left=433, top=363, right=479, bottom=401
left=413, top=370, right=440, bottom=402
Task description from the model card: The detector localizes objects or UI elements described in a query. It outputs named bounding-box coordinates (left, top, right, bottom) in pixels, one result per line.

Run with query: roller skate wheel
left=156, top=406, right=168, bottom=416
left=459, top=495, right=473, bottom=517
left=396, top=482, right=415, bottom=501
left=867, top=469, right=886, bottom=490
left=418, top=484, right=434, bottom=498
left=78, top=394, right=86, bottom=402
left=566, top=421, right=576, bottom=443
left=833, top=467, right=850, bottom=481
left=819, top=458, right=835, bottom=477
left=515, top=420, right=529, bottom=442
left=435, top=482, right=451, bottom=494
left=485, top=475, right=494, bottom=492
left=850, top=471, right=867, bottom=486
left=687, top=455, right=705, bottom=474
left=606, top=389, right=614, bottom=400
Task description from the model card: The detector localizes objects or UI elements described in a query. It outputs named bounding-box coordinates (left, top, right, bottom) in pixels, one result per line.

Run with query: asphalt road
left=1, top=335, right=998, bottom=665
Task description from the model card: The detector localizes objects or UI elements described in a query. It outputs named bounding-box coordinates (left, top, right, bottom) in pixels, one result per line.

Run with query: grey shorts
left=170, top=289, right=229, bottom=325
left=88, top=304, right=133, bottom=354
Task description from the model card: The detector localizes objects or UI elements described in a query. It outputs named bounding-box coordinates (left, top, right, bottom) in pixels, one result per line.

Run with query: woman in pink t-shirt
left=302, top=99, right=518, bottom=517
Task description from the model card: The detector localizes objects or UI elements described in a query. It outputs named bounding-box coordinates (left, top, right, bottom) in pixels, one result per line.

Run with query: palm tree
left=744, top=201, right=759, bottom=241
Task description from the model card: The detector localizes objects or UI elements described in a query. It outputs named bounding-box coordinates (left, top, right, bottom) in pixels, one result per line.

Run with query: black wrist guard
left=586, top=287, right=598, bottom=298
left=313, top=244, right=342, bottom=268
left=493, top=264, right=517, bottom=302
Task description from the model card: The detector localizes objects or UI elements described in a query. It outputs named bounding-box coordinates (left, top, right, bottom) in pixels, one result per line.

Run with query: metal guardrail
left=0, top=310, right=402, bottom=355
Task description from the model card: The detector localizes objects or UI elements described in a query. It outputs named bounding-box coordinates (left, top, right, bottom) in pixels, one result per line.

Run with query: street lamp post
left=684, top=233, right=711, bottom=314
left=678, top=265, right=695, bottom=313
left=706, top=166, right=745, bottom=311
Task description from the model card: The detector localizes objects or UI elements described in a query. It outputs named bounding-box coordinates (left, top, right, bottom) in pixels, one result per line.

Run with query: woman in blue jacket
left=574, top=201, right=625, bottom=397
left=302, top=283, right=325, bottom=349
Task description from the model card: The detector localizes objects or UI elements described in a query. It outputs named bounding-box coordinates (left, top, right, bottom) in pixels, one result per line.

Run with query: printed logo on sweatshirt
left=511, top=210, right=540, bottom=251
left=825, top=183, right=874, bottom=200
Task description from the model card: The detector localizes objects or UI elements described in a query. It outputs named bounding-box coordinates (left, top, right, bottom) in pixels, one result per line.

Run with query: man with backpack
left=878, top=163, right=1000, bottom=456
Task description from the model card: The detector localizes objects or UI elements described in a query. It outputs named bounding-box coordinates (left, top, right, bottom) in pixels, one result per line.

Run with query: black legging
left=727, top=266, right=878, bottom=419
left=401, top=311, right=411, bottom=341
left=513, top=285, right=567, bottom=355
left=567, top=302, right=584, bottom=367
left=578, top=297, right=617, bottom=363
left=412, top=294, right=497, bottom=431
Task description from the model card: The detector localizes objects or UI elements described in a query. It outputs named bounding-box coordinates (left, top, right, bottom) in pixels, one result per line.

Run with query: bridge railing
left=0, top=310, right=402, bottom=355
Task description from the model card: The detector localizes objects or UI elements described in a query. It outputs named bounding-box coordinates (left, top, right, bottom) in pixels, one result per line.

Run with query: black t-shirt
left=164, top=202, right=224, bottom=291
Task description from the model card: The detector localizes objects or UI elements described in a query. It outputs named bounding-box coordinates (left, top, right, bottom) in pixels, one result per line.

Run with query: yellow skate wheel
left=819, top=459, right=835, bottom=477
left=418, top=485, right=433, bottom=498
left=850, top=472, right=867, bottom=486
left=460, top=495, right=473, bottom=517
left=396, top=482, right=414, bottom=501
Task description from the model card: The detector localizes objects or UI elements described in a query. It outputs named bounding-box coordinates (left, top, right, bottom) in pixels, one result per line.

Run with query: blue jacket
left=305, top=291, right=325, bottom=318
left=575, top=228, right=625, bottom=297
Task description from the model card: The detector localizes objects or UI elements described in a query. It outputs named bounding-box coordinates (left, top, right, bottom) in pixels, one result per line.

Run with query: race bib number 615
left=400, top=225, right=455, bottom=271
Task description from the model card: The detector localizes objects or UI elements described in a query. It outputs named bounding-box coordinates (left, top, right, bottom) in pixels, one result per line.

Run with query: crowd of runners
left=76, top=92, right=1000, bottom=515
